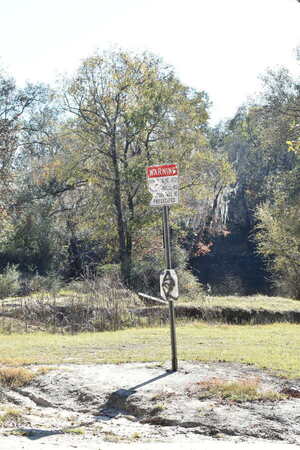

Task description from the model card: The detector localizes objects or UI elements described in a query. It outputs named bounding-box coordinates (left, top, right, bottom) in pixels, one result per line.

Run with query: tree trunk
left=110, top=139, right=131, bottom=285
left=125, top=193, right=134, bottom=284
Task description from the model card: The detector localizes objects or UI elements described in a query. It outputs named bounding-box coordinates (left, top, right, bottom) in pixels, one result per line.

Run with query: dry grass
left=2, top=287, right=300, bottom=333
left=190, top=377, right=287, bottom=402
left=63, top=427, right=85, bottom=435
left=0, top=278, right=147, bottom=333
left=0, top=367, right=35, bottom=388
left=103, top=431, right=124, bottom=442
left=0, top=408, right=24, bottom=426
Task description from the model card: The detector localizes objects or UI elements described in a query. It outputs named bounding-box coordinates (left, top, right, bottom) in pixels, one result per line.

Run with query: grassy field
left=184, top=294, right=300, bottom=312
left=0, top=322, right=299, bottom=378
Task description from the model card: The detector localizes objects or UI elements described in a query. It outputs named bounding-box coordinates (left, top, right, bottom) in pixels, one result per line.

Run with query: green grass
left=181, top=294, right=300, bottom=312
left=0, top=322, right=299, bottom=378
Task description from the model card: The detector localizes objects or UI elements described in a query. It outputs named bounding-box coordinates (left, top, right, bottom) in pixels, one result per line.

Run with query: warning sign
left=147, top=163, right=179, bottom=207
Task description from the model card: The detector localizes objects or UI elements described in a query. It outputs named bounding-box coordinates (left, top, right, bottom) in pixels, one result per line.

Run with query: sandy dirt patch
left=1, top=361, right=300, bottom=449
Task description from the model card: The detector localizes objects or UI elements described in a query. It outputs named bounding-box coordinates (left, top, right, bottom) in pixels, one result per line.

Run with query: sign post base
left=168, top=299, right=178, bottom=372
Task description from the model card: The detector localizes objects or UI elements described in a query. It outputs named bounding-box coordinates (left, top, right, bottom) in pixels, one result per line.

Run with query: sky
left=0, top=0, right=299, bottom=124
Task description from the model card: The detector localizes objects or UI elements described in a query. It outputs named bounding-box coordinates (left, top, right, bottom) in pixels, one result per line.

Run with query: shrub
left=273, top=273, right=300, bottom=300
left=255, top=175, right=300, bottom=300
left=20, top=273, right=63, bottom=295
left=177, top=268, right=204, bottom=299
left=0, top=264, right=21, bottom=299
left=130, top=255, right=164, bottom=296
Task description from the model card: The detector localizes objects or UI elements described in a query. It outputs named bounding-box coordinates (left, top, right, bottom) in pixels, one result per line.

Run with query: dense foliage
left=215, top=67, right=299, bottom=297
left=0, top=50, right=233, bottom=292
left=0, top=49, right=298, bottom=298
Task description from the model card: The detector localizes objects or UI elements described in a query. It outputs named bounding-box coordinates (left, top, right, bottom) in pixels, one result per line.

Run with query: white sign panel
left=147, top=163, right=179, bottom=207
left=160, top=269, right=179, bottom=300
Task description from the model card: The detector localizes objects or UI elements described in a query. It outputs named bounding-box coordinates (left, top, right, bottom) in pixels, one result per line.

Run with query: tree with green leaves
left=255, top=168, right=300, bottom=298
left=56, top=50, right=233, bottom=284
left=252, top=67, right=300, bottom=297
left=0, top=69, right=47, bottom=246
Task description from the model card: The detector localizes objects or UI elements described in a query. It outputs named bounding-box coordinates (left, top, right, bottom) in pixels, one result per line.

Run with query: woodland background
left=0, top=48, right=299, bottom=300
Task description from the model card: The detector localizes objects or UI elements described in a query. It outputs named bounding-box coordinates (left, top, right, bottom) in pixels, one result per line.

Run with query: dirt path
left=1, top=362, right=300, bottom=449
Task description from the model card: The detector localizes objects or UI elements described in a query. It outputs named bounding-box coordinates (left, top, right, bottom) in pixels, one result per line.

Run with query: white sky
left=0, top=0, right=299, bottom=123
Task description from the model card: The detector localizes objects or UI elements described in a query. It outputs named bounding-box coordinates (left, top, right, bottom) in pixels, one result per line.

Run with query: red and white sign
left=147, top=163, right=179, bottom=207
left=147, top=164, right=178, bottom=178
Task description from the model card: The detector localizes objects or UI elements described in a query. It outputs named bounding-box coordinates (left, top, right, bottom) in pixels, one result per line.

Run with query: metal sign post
left=162, top=205, right=178, bottom=372
left=146, top=163, right=179, bottom=372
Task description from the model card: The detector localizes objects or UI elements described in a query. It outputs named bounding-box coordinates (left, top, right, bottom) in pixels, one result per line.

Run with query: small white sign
left=160, top=269, right=179, bottom=300
left=147, top=163, right=179, bottom=207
